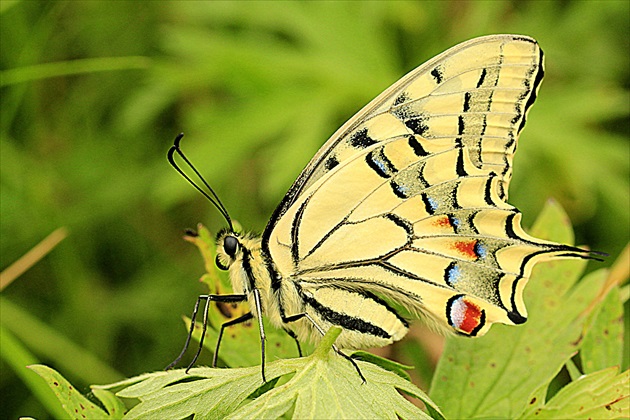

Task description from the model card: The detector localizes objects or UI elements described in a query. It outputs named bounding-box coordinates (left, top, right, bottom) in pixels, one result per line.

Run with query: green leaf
left=581, top=284, right=625, bottom=374
left=90, top=388, right=127, bottom=420
left=351, top=350, right=413, bottom=382
left=429, top=200, right=605, bottom=418
left=96, top=327, right=443, bottom=419
left=0, top=56, right=151, bottom=87
left=0, top=327, right=68, bottom=419
left=230, top=357, right=434, bottom=420
left=28, top=364, right=112, bottom=419
left=518, top=368, right=630, bottom=419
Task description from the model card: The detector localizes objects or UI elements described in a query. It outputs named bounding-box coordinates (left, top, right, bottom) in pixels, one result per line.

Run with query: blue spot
left=392, top=181, right=409, bottom=198
left=446, top=263, right=462, bottom=286
left=450, top=216, right=460, bottom=228
left=397, top=184, right=409, bottom=195
left=474, top=242, right=488, bottom=259
left=428, top=197, right=438, bottom=211
left=375, top=159, right=388, bottom=174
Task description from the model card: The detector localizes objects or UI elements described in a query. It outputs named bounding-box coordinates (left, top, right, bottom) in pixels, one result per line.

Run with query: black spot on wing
left=504, top=212, right=520, bottom=240
left=497, top=182, right=507, bottom=201
left=511, top=82, right=529, bottom=127
left=405, top=116, right=430, bottom=136
left=431, top=66, right=444, bottom=84
left=505, top=134, right=515, bottom=151
left=508, top=310, right=527, bottom=324
left=448, top=214, right=461, bottom=233
left=408, top=135, right=428, bottom=156
left=393, top=92, right=409, bottom=106
left=325, top=155, right=339, bottom=171
left=509, top=274, right=528, bottom=324
left=349, top=128, right=377, bottom=149
left=480, top=114, right=488, bottom=134
left=463, top=92, right=471, bottom=112
left=473, top=240, right=488, bottom=260
left=470, top=310, right=486, bottom=336
left=476, top=68, right=487, bottom=88
left=450, top=185, right=462, bottom=209
left=444, top=261, right=459, bottom=287
left=512, top=35, right=536, bottom=43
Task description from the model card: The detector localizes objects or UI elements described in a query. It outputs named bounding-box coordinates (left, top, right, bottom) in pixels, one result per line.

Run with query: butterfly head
left=214, top=229, right=265, bottom=297
left=215, top=229, right=242, bottom=271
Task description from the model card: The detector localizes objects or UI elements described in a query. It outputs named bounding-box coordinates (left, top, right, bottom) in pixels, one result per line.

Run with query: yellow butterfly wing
left=261, top=35, right=589, bottom=344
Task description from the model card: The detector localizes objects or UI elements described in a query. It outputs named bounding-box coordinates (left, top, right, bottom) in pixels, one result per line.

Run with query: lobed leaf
left=581, top=285, right=625, bottom=373
left=28, top=365, right=111, bottom=419
left=518, top=367, right=629, bottom=419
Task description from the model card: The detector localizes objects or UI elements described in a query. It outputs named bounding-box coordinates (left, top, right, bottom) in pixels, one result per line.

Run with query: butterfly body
left=169, top=34, right=595, bottom=378
left=216, top=230, right=410, bottom=349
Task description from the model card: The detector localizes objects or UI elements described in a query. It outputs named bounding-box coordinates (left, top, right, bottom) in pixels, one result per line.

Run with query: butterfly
left=166, top=34, right=598, bottom=382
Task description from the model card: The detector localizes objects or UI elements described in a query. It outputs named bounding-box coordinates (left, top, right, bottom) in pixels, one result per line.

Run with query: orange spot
left=433, top=215, right=451, bottom=228
left=459, top=300, right=482, bottom=334
left=454, top=240, right=478, bottom=259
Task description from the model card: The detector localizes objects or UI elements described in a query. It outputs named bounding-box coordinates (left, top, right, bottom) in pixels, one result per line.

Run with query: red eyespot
left=447, top=295, right=485, bottom=336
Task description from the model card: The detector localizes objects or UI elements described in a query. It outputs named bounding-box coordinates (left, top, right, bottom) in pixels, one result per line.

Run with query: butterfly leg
left=251, top=288, right=269, bottom=382
left=212, top=311, right=254, bottom=368
left=283, top=328, right=303, bottom=357
left=165, top=293, right=247, bottom=372
left=281, top=312, right=366, bottom=383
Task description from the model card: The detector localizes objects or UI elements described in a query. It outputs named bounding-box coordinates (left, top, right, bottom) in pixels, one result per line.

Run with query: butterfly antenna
left=167, top=133, right=234, bottom=231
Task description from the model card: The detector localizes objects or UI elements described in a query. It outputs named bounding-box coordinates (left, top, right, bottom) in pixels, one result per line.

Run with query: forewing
left=264, top=34, right=544, bottom=237
left=263, top=35, right=587, bottom=337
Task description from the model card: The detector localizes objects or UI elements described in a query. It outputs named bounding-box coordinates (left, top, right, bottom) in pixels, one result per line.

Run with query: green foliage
left=27, top=365, right=112, bottom=419
left=1, top=1, right=628, bottom=419
left=32, top=328, right=443, bottom=419
left=27, top=201, right=629, bottom=419
left=519, top=368, right=629, bottom=419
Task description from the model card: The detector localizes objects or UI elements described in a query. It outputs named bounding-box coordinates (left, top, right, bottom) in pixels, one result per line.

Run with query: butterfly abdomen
left=292, top=283, right=409, bottom=349
left=252, top=247, right=410, bottom=349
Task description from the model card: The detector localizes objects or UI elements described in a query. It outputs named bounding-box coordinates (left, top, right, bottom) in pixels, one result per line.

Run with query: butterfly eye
left=215, top=255, right=229, bottom=271
left=223, top=235, right=239, bottom=258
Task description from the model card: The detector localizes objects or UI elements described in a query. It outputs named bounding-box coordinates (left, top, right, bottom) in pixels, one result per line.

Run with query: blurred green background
left=1, top=1, right=628, bottom=418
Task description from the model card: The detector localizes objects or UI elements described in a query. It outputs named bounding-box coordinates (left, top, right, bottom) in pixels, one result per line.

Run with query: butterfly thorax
left=216, top=230, right=296, bottom=331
